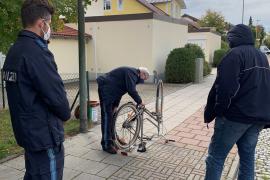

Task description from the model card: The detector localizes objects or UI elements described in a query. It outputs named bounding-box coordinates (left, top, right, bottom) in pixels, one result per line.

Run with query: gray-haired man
left=96, top=67, right=149, bottom=154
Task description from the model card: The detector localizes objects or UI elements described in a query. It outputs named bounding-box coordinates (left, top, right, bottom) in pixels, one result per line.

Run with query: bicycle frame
left=137, top=80, right=164, bottom=150
left=114, top=80, right=164, bottom=152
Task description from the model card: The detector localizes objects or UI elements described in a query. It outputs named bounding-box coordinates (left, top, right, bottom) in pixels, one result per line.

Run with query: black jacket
left=3, top=30, right=70, bottom=151
left=96, top=67, right=143, bottom=104
left=204, top=24, right=270, bottom=126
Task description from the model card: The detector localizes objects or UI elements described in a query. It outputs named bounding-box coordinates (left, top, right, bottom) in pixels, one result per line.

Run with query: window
left=117, top=0, right=123, bottom=10
left=104, top=0, right=111, bottom=10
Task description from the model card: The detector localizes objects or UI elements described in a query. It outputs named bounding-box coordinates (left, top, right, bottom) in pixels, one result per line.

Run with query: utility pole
left=78, top=0, right=88, bottom=133
left=242, top=0, right=245, bottom=24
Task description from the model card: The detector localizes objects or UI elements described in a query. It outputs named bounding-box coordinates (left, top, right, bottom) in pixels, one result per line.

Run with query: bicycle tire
left=114, top=102, right=141, bottom=150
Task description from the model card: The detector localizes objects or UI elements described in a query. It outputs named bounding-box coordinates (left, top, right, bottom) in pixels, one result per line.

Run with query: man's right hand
left=138, top=103, right=145, bottom=109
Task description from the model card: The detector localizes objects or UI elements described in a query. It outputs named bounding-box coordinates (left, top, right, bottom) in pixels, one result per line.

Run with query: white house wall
left=85, top=0, right=104, bottom=17
left=48, top=38, right=91, bottom=79
left=66, top=19, right=190, bottom=80
left=152, top=19, right=188, bottom=78
left=84, top=20, right=154, bottom=78
left=207, top=32, right=221, bottom=63
left=188, top=32, right=221, bottom=63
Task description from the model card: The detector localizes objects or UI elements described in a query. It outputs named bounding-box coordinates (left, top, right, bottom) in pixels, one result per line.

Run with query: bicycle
left=114, top=80, right=173, bottom=152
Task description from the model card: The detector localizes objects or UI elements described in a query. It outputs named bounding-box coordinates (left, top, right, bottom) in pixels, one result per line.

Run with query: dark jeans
left=24, top=144, right=64, bottom=180
left=98, top=85, right=120, bottom=149
left=205, top=117, right=264, bottom=180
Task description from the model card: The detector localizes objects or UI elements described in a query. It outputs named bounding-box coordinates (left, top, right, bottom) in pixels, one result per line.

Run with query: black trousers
left=98, top=85, right=120, bottom=149
left=24, top=144, right=64, bottom=180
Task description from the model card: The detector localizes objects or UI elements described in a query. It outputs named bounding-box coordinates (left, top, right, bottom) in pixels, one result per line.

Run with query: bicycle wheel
left=156, top=80, right=164, bottom=118
left=114, top=102, right=141, bottom=150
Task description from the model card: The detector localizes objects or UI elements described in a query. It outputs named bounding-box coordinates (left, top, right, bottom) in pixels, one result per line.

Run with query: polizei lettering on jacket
left=2, top=71, right=17, bottom=82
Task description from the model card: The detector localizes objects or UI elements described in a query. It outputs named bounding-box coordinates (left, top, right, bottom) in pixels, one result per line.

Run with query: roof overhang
left=85, top=13, right=188, bottom=26
left=147, top=0, right=186, bottom=9
left=51, top=26, right=92, bottom=39
left=136, top=0, right=168, bottom=15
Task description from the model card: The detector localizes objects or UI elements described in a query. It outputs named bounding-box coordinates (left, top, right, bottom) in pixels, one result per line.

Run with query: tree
left=258, top=26, right=266, bottom=47
left=0, top=0, right=92, bottom=54
left=0, top=0, right=22, bottom=54
left=199, top=10, right=226, bottom=35
left=246, top=16, right=257, bottom=44
left=249, top=16, right=253, bottom=27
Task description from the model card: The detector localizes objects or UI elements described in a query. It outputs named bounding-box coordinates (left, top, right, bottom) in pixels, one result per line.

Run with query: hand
left=204, top=106, right=216, bottom=123
left=138, top=103, right=145, bottom=109
left=113, top=107, right=118, bottom=114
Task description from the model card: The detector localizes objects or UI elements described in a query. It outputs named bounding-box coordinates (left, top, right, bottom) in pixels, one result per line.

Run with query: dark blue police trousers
left=98, top=85, right=120, bottom=149
left=23, top=144, right=64, bottom=180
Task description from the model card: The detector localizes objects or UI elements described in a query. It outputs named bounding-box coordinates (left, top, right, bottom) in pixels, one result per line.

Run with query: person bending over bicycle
left=96, top=67, right=150, bottom=154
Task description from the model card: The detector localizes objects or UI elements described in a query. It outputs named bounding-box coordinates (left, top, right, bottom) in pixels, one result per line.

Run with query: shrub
left=185, top=43, right=211, bottom=76
left=221, top=40, right=229, bottom=50
left=185, top=43, right=205, bottom=59
left=165, top=44, right=207, bottom=83
left=203, top=60, right=212, bottom=76
left=213, top=49, right=228, bottom=67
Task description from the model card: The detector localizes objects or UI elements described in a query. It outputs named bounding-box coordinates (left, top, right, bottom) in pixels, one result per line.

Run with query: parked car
left=260, top=46, right=270, bottom=55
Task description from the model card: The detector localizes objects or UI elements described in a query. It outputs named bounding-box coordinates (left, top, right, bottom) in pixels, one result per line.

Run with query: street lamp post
left=242, top=0, right=245, bottom=24
left=78, top=0, right=88, bottom=133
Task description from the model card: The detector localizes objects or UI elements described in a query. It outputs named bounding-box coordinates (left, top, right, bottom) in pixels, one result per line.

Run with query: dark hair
left=21, top=0, right=55, bottom=28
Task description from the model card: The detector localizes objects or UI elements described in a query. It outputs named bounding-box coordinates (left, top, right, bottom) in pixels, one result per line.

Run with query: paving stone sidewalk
left=256, top=129, right=270, bottom=180
left=0, top=71, right=239, bottom=180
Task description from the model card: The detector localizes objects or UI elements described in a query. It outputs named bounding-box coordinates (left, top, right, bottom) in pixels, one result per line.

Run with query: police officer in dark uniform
left=97, top=67, right=150, bottom=154
left=2, top=0, right=70, bottom=179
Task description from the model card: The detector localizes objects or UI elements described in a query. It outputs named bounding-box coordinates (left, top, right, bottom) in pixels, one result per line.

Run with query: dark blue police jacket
left=205, top=24, right=270, bottom=126
left=96, top=67, right=143, bottom=105
left=2, top=30, right=70, bottom=151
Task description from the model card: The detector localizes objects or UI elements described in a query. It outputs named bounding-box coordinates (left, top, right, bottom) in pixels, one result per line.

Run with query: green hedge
left=204, top=60, right=212, bottom=76
left=185, top=44, right=212, bottom=76
left=221, top=40, right=229, bottom=50
left=213, top=49, right=228, bottom=67
left=165, top=44, right=210, bottom=83
left=185, top=43, right=205, bottom=59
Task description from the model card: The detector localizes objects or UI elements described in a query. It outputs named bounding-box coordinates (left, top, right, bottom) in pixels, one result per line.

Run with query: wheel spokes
left=114, top=104, right=139, bottom=149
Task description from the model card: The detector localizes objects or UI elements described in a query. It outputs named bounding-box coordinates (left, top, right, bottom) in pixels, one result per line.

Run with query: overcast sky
left=183, top=0, right=270, bottom=32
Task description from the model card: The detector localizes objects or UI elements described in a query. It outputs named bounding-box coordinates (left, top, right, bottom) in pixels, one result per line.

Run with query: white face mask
left=41, top=22, right=51, bottom=41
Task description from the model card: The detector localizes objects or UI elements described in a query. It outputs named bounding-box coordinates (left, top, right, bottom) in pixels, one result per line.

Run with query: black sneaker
left=103, top=146, right=117, bottom=154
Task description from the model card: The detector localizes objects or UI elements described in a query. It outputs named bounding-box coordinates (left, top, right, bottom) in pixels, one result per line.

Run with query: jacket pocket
left=47, top=112, right=64, bottom=145
left=20, top=112, right=53, bottom=151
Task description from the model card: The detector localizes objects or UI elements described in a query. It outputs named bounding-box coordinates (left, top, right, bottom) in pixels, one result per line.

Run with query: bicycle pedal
left=137, top=142, right=147, bottom=152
